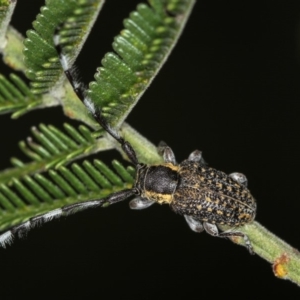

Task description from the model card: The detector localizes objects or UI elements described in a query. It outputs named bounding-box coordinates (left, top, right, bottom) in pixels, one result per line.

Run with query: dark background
left=1, top=0, right=300, bottom=298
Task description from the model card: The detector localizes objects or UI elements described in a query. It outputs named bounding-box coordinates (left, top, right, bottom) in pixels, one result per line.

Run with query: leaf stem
left=122, top=123, right=300, bottom=286
left=228, top=221, right=300, bottom=285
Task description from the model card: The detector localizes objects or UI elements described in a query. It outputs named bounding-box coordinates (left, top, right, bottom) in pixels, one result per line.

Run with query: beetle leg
left=188, top=150, right=207, bottom=165
left=218, top=230, right=254, bottom=255
left=129, top=197, right=155, bottom=210
left=157, top=141, right=168, bottom=155
left=203, top=222, right=254, bottom=254
left=203, top=222, right=219, bottom=236
left=184, top=215, right=204, bottom=233
left=157, top=141, right=177, bottom=165
left=229, top=172, right=248, bottom=187
left=188, top=150, right=202, bottom=162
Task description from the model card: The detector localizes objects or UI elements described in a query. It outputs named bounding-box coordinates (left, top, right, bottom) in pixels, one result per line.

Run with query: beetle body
left=171, top=160, right=256, bottom=226
left=130, top=149, right=256, bottom=254
left=135, top=160, right=256, bottom=226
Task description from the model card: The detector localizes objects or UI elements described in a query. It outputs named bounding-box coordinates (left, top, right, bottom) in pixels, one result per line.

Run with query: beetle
left=0, top=30, right=257, bottom=253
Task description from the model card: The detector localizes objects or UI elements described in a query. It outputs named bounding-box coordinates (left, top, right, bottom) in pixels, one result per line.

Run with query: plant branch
left=122, top=124, right=300, bottom=286
left=219, top=221, right=300, bottom=285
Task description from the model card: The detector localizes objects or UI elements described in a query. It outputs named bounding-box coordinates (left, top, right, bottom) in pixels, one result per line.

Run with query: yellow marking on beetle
left=196, top=205, right=202, bottom=210
left=194, top=183, right=201, bottom=189
left=201, top=187, right=255, bottom=210
left=216, top=182, right=222, bottom=189
left=227, top=186, right=232, bottom=192
left=238, top=213, right=251, bottom=219
left=205, top=196, right=212, bottom=202
left=161, top=163, right=179, bottom=172
left=143, top=191, right=173, bottom=204
left=207, top=207, right=212, bottom=212
left=199, top=176, right=205, bottom=181
left=217, top=210, right=223, bottom=215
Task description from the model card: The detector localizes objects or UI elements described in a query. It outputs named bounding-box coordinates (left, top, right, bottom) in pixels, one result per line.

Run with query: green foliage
left=0, top=123, right=113, bottom=185
left=0, top=0, right=10, bottom=24
left=24, top=0, right=104, bottom=95
left=89, top=0, right=194, bottom=125
left=0, top=0, right=195, bottom=237
left=0, top=73, right=41, bottom=117
left=1, top=1, right=300, bottom=288
left=0, top=0, right=15, bottom=37
left=0, top=159, right=134, bottom=232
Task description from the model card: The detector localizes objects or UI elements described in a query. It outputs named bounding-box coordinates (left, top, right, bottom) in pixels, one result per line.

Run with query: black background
left=1, top=0, right=300, bottom=298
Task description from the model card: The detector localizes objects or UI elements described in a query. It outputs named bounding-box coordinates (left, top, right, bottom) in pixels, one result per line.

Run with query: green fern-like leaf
left=0, top=73, right=42, bottom=116
left=0, top=159, right=134, bottom=232
left=0, top=0, right=193, bottom=241
left=0, top=123, right=115, bottom=185
left=0, top=0, right=10, bottom=21
left=6, top=0, right=195, bottom=126
left=0, top=0, right=16, bottom=48
left=88, top=0, right=195, bottom=126
left=24, top=0, right=104, bottom=95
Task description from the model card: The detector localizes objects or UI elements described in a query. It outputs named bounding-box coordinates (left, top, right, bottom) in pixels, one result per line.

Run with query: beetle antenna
left=53, top=27, right=140, bottom=166
left=0, top=188, right=139, bottom=248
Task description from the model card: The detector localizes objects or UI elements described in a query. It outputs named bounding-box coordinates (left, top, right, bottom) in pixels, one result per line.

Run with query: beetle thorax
left=135, top=163, right=179, bottom=204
